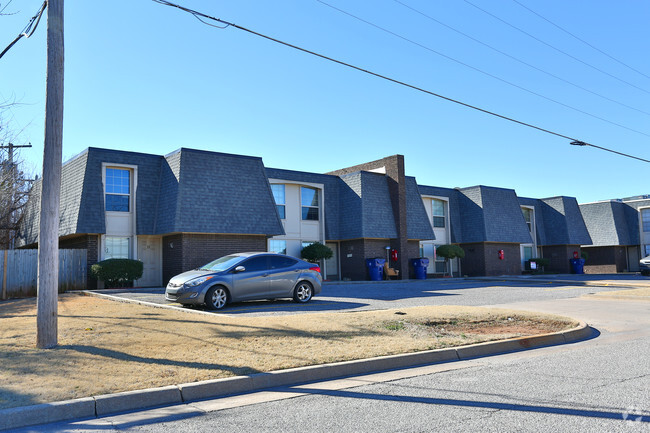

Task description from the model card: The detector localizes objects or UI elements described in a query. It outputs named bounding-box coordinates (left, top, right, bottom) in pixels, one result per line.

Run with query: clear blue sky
left=1, top=0, right=649, bottom=203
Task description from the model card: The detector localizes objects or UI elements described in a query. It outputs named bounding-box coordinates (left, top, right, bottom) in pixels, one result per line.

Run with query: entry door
left=628, top=246, right=640, bottom=272
left=136, top=236, right=162, bottom=287
left=325, top=242, right=339, bottom=280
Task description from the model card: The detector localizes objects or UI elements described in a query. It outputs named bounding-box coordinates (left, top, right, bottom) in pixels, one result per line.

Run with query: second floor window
left=271, top=184, right=286, bottom=219
left=301, top=187, right=319, bottom=221
left=642, top=209, right=650, bottom=232
left=432, top=199, right=446, bottom=228
left=105, top=168, right=130, bottom=212
left=522, top=207, right=534, bottom=233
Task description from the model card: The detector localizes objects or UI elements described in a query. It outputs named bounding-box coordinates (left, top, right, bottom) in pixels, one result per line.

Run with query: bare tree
left=0, top=104, right=34, bottom=249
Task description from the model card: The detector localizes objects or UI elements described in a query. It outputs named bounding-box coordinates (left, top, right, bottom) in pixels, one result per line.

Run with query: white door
left=136, top=236, right=162, bottom=287
left=325, top=242, right=339, bottom=280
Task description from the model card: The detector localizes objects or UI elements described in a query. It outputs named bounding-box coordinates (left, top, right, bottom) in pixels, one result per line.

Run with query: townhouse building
left=18, top=147, right=594, bottom=287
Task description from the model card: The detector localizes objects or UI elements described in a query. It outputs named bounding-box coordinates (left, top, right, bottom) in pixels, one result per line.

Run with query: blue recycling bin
left=570, top=258, right=585, bottom=274
left=366, top=258, right=386, bottom=281
left=411, top=257, right=430, bottom=280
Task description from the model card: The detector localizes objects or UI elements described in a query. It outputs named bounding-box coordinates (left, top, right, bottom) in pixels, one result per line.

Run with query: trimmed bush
left=91, top=259, right=143, bottom=288
left=436, top=244, right=465, bottom=260
left=300, top=242, right=333, bottom=263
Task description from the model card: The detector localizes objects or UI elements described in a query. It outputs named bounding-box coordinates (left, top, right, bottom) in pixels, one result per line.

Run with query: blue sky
left=1, top=0, right=649, bottom=203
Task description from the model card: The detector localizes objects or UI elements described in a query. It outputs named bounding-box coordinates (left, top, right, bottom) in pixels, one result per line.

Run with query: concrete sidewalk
left=0, top=322, right=592, bottom=431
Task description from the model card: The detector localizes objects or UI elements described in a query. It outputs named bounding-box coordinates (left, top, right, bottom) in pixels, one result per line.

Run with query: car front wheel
left=205, top=286, right=228, bottom=310
left=293, top=281, right=313, bottom=303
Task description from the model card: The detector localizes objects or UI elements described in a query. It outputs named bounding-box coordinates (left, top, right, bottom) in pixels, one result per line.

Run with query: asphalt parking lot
left=88, top=274, right=649, bottom=317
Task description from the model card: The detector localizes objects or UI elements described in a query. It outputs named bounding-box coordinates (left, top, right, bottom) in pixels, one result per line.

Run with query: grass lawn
left=0, top=293, right=578, bottom=410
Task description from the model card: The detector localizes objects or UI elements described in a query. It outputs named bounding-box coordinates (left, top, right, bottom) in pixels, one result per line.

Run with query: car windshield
left=198, top=255, right=246, bottom=272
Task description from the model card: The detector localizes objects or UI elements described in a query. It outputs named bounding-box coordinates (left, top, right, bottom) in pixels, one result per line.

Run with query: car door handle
left=263, top=273, right=269, bottom=277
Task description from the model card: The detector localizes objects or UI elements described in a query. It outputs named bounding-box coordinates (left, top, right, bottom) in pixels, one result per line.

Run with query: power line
left=391, top=0, right=650, bottom=117
left=463, top=0, right=650, bottom=96
left=511, top=0, right=650, bottom=81
left=0, top=1, right=47, bottom=60
left=151, top=0, right=650, bottom=164
left=315, top=0, right=650, bottom=137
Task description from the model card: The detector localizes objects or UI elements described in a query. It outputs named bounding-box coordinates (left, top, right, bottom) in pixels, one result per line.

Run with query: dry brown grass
left=587, top=286, right=650, bottom=300
left=0, top=293, right=577, bottom=410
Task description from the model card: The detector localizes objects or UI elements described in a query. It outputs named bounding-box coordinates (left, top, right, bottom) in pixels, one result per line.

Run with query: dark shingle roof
left=170, top=149, right=284, bottom=235
left=580, top=201, right=638, bottom=246
left=455, top=186, right=533, bottom=244
left=539, top=197, right=592, bottom=245
left=405, top=177, right=435, bottom=240
left=19, top=147, right=285, bottom=243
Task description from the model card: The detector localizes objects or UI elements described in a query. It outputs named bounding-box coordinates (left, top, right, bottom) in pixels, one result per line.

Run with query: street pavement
left=12, top=275, right=650, bottom=432
left=89, top=274, right=646, bottom=317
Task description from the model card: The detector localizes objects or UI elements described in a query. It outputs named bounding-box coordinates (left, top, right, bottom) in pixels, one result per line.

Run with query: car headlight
left=185, top=276, right=213, bottom=287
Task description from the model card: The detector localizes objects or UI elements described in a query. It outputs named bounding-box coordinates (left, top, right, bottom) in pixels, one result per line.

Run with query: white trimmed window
left=642, top=209, right=650, bottom=232
left=271, top=184, right=286, bottom=219
left=105, top=168, right=131, bottom=212
left=105, top=236, right=130, bottom=259
left=269, top=239, right=287, bottom=255
left=301, top=187, right=319, bottom=221
left=432, top=199, right=446, bottom=228
left=522, top=207, right=534, bottom=233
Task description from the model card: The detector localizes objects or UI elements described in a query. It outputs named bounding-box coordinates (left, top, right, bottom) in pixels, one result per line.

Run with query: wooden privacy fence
left=0, top=249, right=87, bottom=299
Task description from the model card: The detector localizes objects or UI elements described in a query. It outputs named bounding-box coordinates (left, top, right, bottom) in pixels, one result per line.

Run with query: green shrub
left=91, top=259, right=143, bottom=288
left=436, top=244, right=465, bottom=260
left=300, top=242, right=333, bottom=263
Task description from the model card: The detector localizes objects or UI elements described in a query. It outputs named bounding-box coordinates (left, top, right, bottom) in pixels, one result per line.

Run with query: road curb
left=0, top=321, right=591, bottom=431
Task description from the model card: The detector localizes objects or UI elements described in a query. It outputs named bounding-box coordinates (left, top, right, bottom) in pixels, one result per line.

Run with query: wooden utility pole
left=36, top=0, right=64, bottom=349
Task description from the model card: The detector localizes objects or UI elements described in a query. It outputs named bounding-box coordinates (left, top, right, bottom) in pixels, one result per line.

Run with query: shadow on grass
left=58, top=345, right=259, bottom=376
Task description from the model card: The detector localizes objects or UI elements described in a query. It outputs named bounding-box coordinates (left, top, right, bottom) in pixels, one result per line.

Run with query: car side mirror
left=234, top=266, right=246, bottom=273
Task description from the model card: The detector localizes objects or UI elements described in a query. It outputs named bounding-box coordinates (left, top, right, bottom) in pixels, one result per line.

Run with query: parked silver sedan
left=165, top=252, right=322, bottom=310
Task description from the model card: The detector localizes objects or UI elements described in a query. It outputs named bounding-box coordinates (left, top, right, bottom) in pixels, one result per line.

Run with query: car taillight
left=309, top=266, right=321, bottom=273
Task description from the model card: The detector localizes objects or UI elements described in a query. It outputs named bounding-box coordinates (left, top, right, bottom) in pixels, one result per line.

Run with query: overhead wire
left=315, top=0, right=650, bottom=137
left=463, top=0, right=650, bottom=96
left=0, top=1, right=47, bottom=60
left=391, top=0, right=650, bottom=117
left=151, top=0, right=650, bottom=164
left=511, top=0, right=650, bottom=81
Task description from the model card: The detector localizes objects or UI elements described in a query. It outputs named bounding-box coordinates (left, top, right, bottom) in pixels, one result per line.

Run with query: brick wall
left=339, top=239, right=391, bottom=281
left=582, top=245, right=628, bottom=274
left=328, top=155, right=410, bottom=279
left=162, top=233, right=267, bottom=285
left=459, top=242, right=521, bottom=276
left=542, top=245, right=582, bottom=273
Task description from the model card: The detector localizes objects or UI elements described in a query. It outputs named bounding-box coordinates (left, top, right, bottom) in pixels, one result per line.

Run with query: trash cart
left=366, top=258, right=386, bottom=281
left=411, top=257, right=430, bottom=280
left=570, top=258, right=585, bottom=274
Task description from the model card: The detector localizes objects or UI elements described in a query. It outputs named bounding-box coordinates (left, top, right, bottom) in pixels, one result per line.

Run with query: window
left=523, top=246, right=533, bottom=262
left=105, top=168, right=131, bottom=212
left=269, top=256, right=297, bottom=270
left=105, top=236, right=130, bottom=259
left=269, top=239, right=287, bottom=255
left=642, top=209, right=650, bottom=232
left=271, top=184, right=286, bottom=219
left=240, top=256, right=268, bottom=272
left=645, top=244, right=650, bottom=257
left=433, top=245, right=446, bottom=273
left=522, top=207, right=534, bottom=233
left=301, top=187, right=319, bottom=221
left=432, top=199, right=446, bottom=228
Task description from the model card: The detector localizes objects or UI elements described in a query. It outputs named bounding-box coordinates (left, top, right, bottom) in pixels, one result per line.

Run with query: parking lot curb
left=0, top=321, right=591, bottom=431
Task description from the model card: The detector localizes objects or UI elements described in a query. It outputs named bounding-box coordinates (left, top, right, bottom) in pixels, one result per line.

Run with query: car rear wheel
left=205, top=286, right=228, bottom=310
left=293, top=281, right=313, bottom=303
